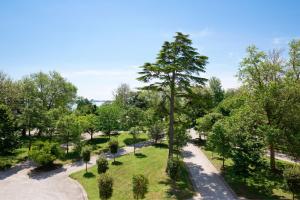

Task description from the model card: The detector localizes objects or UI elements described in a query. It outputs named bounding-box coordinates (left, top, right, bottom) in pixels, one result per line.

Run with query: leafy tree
left=209, top=77, right=224, bottom=106
left=129, top=126, right=140, bottom=155
left=81, top=146, right=91, bottom=172
left=132, top=174, right=149, bottom=199
left=56, top=114, right=82, bottom=154
left=209, top=120, right=231, bottom=168
left=121, top=106, right=144, bottom=131
left=138, top=32, right=208, bottom=159
left=97, top=103, right=121, bottom=138
left=97, top=155, right=109, bottom=174
left=75, top=97, right=97, bottom=115
left=28, top=141, right=62, bottom=166
left=227, top=105, right=265, bottom=176
left=114, top=83, right=133, bottom=108
left=78, top=114, right=98, bottom=140
left=0, top=104, right=18, bottom=154
left=238, top=46, right=284, bottom=171
left=196, top=112, right=223, bottom=140
left=0, top=72, right=21, bottom=114
left=108, top=139, right=119, bottom=163
left=98, top=173, right=113, bottom=200
left=148, top=122, right=165, bottom=144
left=288, top=39, right=300, bottom=80
left=283, top=165, right=300, bottom=200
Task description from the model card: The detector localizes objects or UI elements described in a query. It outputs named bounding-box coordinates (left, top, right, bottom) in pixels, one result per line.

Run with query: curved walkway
left=183, top=129, right=237, bottom=200
left=0, top=141, right=152, bottom=200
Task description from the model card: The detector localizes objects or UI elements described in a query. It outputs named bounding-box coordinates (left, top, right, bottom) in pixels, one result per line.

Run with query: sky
left=0, top=0, right=299, bottom=100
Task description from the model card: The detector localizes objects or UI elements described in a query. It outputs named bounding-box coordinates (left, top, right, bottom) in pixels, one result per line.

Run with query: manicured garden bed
left=70, top=145, right=195, bottom=200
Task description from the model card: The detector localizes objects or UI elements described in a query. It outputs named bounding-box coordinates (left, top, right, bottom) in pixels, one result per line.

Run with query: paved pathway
left=0, top=141, right=152, bottom=200
left=183, top=129, right=237, bottom=200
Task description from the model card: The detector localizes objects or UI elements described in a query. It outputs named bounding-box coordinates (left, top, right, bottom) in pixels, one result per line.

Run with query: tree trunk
left=28, top=129, right=32, bottom=150
left=222, top=156, right=225, bottom=169
left=67, top=131, right=69, bottom=154
left=21, top=128, right=26, bottom=137
left=86, top=163, right=87, bottom=172
left=168, top=72, right=175, bottom=160
left=270, top=142, right=276, bottom=171
left=90, top=132, right=93, bottom=140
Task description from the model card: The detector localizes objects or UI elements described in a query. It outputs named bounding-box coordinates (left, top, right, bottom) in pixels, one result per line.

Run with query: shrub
left=166, top=158, right=180, bottom=180
left=98, top=173, right=113, bottom=200
left=0, top=160, right=12, bottom=170
left=283, top=165, right=300, bottom=200
left=132, top=174, right=149, bottom=199
left=28, top=141, right=62, bottom=166
left=108, top=140, right=119, bottom=162
left=81, top=146, right=91, bottom=172
left=0, top=104, right=19, bottom=155
left=148, top=122, right=164, bottom=144
left=97, top=155, right=109, bottom=174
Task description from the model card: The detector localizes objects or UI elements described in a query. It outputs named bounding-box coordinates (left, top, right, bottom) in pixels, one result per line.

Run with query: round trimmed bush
left=97, top=155, right=109, bottom=174
left=166, top=158, right=180, bottom=180
left=132, top=174, right=149, bottom=199
left=98, top=173, right=113, bottom=200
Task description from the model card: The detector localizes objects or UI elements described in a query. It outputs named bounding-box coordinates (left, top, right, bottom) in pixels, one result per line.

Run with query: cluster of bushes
left=28, top=141, right=63, bottom=167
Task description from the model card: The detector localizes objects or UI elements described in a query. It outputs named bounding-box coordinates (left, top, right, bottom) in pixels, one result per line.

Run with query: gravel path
left=183, top=129, right=237, bottom=200
left=0, top=141, right=152, bottom=200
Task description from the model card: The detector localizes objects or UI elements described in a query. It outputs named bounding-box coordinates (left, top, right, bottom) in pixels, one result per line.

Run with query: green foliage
left=121, top=106, right=145, bottom=130
left=78, top=114, right=98, bottom=140
left=0, top=104, right=19, bottom=154
left=148, top=122, right=165, bottom=144
left=97, top=103, right=122, bottom=137
left=75, top=97, right=97, bottom=115
left=209, top=77, right=224, bottom=106
left=81, top=146, right=91, bottom=163
left=227, top=106, right=266, bottom=175
left=138, top=32, right=208, bottom=158
left=166, top=158, right=180, bottom=180
left=97, top=155, right=109, bottom=174
left=81, top=146, right=91, bottom=172
left=56, top=114, right=82, bottom=154
left=209, top=120, right=231, bottom=168
left=283, top=165, right=300, bottom=199
left=0, top=160, right=12, bottom=170
left=108, top=140, right=119, bottom=155
left=196, top=112, right=223, bottom=136
left=98, top=173, right=113, bottom=200
left=29, top=141, right=62, bottom=166
left=132, top=174, right=149, bottom=199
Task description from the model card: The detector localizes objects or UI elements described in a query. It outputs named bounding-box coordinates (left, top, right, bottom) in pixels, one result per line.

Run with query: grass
left=85, top=131, right=149, bottom=154
left=70, top=145, right=195, bottom=200
left=200, top=145, right=297, bottom=200
left=0, top=132, right=149, bottom=169
left=0, top=147, right=28, bottom=168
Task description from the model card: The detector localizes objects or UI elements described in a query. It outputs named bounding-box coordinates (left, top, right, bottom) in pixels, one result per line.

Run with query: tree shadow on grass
left=83, top=172, right=95, bottom=178
left=112, top=161, right=123, bottom=166
left=134, top=153, right=147, bottom=158
left=123, top=138, right=147, bottom=146
left=153, top=143, right=168, bottom=149
left=87, top=137, right=110, bottom=146
left=159, top=178, right=195, bottom=200
left=222, top=165, right=287, bottom=200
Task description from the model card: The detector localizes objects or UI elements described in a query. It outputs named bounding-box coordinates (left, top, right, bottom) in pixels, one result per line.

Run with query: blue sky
left=0, top=0, right=299, bottom=100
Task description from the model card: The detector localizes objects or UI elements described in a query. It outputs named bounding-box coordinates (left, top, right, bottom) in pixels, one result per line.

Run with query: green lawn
left=201, top=147, right=296, bottom=200
left=70, top=145, right=195, bottom=200
left=85, top=131, right=149, bottom=154
left=0, top=147, right=28, bottom=169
